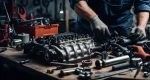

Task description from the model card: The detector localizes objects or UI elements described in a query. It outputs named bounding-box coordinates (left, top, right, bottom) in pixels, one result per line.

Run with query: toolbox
left=15, top=24, right=59, bottom=38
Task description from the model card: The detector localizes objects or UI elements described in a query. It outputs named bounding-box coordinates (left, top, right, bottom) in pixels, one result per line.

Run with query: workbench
left=0, top=48, right=149, bottom=80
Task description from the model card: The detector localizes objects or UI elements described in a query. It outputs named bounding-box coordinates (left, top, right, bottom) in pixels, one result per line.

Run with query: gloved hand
left=130, top=27, right=146, bottom=41
left=89, top=15, right=111, bottom=42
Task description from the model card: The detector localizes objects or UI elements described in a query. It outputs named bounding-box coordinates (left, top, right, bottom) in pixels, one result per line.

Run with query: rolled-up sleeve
left=69, top=0, right=87, bottom=9
left=134, top=0, right=150, bottom=12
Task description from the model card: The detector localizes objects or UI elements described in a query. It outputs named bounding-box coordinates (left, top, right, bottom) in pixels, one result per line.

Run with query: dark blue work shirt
left=69, top=0, right=150, bottom=37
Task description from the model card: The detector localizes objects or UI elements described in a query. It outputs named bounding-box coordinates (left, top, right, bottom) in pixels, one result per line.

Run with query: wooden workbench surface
left=0, top=48, right=150, bottom=80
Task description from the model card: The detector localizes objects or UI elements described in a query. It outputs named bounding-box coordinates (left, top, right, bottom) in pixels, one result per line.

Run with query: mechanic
left=69, top=0, right=150, bottom=42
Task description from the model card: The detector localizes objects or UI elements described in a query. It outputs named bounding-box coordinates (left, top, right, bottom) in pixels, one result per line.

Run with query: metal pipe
left=95, top=55, right=130, bottom=68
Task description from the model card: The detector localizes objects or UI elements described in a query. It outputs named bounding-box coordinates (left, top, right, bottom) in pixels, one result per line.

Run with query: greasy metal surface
left=0, top=48, right=150, bottom=80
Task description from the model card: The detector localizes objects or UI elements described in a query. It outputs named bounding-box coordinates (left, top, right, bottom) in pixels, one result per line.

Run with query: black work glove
left=130, top=27, right=146, bottom=41
left=89, top=15, right=111, bottom=42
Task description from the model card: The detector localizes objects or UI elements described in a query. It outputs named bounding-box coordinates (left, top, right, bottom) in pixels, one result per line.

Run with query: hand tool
left=49, top=62, right=78, bottom=67
left=17, top=5, right=26, bottom=21
left=143, top=72, right=149, bottom=78
left=18, top=59, right=30, bottom=64
left=91, top=68, right=136, bottom=80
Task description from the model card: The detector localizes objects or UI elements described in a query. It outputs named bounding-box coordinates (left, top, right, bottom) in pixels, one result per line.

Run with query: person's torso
left=76, top=0, right=135, bottom=37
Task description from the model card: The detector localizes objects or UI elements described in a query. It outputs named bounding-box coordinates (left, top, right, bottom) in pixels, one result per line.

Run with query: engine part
left=59, top=67, right=91, bottom=77
left=91, top=68, right=136, bottom=80
left=143, top=61, right=150, bottom=72
left=131, top=58, right=142, bottom=67
left=143, top=72, right=149, bottom=78
left=24, top=32, right=97, bottom=64
left=134, top=61, right=143, bottom=78
left=112, top=62, right=130, bottom=71
left=95, top=55, right=130, bottom=68
left=81, top=60, right=92, bottom=67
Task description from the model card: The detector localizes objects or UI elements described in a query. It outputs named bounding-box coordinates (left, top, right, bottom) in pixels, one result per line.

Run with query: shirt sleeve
left=134, top=0, right=150, bottom=13
left=69, top=0, right=87, bottom=9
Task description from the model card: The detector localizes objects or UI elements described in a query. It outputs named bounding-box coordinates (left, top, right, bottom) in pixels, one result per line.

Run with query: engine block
left=24, top=32, right=96, bottom=64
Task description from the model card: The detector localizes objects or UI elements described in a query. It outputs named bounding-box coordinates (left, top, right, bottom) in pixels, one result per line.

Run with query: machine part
left=17, top=33, right=29, bottom=43
left=33, top=0, right=40, bottom=6
left=81, top=60, right=92, bottom=67
left=11, top=39, right=22, bottom=47
left=101, top=51, right=108, bottom=60
left=24, top=33, right=96, bottom=64
left=131, top=58, right=142, bottom=67
left=112, top=62, right=130, bottom=71
left=18, top=59, right=30, bottom=64
left=143, top=61, right=150, bottom=72
left=134, top=61, right=143, bottom=78
left=79, top=71, right=92, bottom=80
left=143, top=72, right=149, bottom=78
left=91, top=68, right=135, bottom=80
left=49, top=62, right=78, bottom=67
left=59, top=69, right=76, bottom=77
left=132, top=45, right=150, bottom=62
left=95, top=55, right=130, bottom=68
left=59, top=67, right=91, bottom=77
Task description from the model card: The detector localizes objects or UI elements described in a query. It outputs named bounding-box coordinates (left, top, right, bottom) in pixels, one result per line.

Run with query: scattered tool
left=17, top=5, right=26, bottom=21
left=91, top=68, right=136, bottom=80
left=49, top=62, right=78, bottom=68
left=18, top=59, right=30, bottom=64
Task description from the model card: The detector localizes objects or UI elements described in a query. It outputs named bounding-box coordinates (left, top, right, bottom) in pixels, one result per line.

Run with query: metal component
left=131, top=58, right=142, bottom=67
left=24, top=33, right=97, bottom=64
left=95, top=55, right=130, bottom=68
left=49, top=62, right=78, bottom=67
left=59, top=69, right=75, bottom=77
left=112, top=62, right=130, bottom=71
left=81, top=60, right=92, bottom=67
left=134, top=61, right=143, bottom=78
left=143, top=72, right=149, bottom=78
left=91, top=68, right=135, bottom=80
left=59, top=67, right=91, bottom=77
left=18, top=59, right=30, bottom=64
left=143, top=61, right=150, bottom=72
left=17, top=33, right=30, bottom=43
